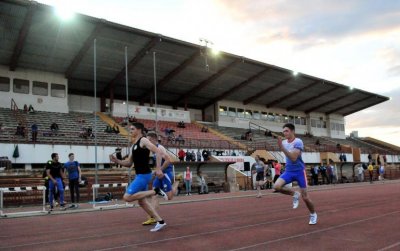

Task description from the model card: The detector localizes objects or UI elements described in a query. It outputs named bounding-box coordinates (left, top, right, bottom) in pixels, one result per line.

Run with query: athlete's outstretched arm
left=110, top=152, right=133, bottom=167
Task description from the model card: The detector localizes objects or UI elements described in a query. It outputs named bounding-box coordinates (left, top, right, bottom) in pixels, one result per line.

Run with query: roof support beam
left=9, top=3, right=36, bottom=71
left=343, top=98, right=387, bottom=116
left=65, top=22, right=104, bottom=78
left=305, top=91, right=355, bottom=114
left=243, top=77, right=293, bottom=105
left=174, top=58, right=241, bottom=105
left=325, top=95, right=375, bottom=115
left=202, top=68, right=270, bottom=109
left=286, top=86, right=340, bottom=111
left=139, top=50, right=200, bottom=102
left=265, top=80, right=320, bottom=108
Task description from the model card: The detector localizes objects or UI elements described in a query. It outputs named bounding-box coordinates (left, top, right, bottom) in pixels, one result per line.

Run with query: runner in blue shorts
left=110, top=122, right=168, bottom=232
left=142, top=132, right=180, bottom=226
left=274, top=123, right=318, bottom=225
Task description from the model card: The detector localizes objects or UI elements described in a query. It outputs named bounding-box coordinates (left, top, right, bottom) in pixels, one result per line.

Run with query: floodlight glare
left=54, top=5, right=75, bottom=21
left=293, top=71, right=298, bottom=76
left=211, top=47, right=220, bottom=56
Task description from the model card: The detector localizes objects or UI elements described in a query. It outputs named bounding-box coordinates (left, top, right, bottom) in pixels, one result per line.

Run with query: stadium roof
left=0, top=0, right=389, bottom=116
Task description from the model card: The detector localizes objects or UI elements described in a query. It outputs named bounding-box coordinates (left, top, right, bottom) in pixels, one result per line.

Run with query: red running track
left=0, top=181, right=399, bottom=251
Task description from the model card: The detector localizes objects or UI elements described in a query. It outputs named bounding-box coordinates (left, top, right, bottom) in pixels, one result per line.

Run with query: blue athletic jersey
left=153, top=144, right=173, bottom=173
left=282, top=138, right=305, bottom=172
left=64, top=161, right=80, bottom=179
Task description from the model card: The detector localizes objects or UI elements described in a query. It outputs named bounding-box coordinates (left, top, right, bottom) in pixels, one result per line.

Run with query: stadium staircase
left=96, top=112, right=128, bottom=136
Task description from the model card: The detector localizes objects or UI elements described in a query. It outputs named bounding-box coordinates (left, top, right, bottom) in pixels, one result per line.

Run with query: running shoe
left=150, top=222, right=167, bottom=232
left=142, top=217, right=157, bottom=225
left=293, top=191, right=300, bottom=209
left=309, top=213, right=318, bottom=225
left=154, top=188, right=168, bottom=200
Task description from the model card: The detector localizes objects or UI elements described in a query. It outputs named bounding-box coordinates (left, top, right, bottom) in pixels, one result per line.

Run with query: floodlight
left=54, top=5, right=75, bottom=21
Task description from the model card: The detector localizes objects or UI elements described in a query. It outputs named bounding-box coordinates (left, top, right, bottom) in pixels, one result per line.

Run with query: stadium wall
left=0, top=143, right=116, bottom=167
left=0, top=66, right=68, bottom=113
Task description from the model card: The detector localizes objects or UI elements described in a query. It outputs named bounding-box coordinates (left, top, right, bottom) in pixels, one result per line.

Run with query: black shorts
left=256, top=172, right=264, bottom=181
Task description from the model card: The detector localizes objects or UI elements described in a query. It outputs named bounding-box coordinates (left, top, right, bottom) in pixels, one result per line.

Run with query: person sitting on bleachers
left=264, top=130, right=272, bottom=137
left=0, top=123, right=4, bottom=133
left=28, top=104, right=35, bottom=113
left=104, top=125, right=113, bottom=133
left=177, top=121, right=186, bottom=128
left=79, top=127, right=88, bottom=139
left=201, top=126, right=208, bottom=133
left=23, top=104, right=28, bottom=113
left=112, top=124, right=120, bottom=134
left=176, top=134, right=185, bottom=145
left=245, top=130, right=253, bottom=141
left=315, top=139, right=320, bottom=146
left=128, top=116, right=137, bottom=123
left=87, top=127, right=94, bottom=138
left=50, top=122, right=59, bottom=135
left=15, top=123, right=25, bottom=137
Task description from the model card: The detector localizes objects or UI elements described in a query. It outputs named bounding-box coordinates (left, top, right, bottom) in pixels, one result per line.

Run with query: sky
left=39, top=0, right=400, bottom=146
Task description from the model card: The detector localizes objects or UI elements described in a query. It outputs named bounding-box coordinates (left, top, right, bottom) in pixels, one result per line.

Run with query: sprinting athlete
left=142, top=132, right=179, bottom=226
left=110, top=122, right=168, bottom=232
left=273, top=123, right=317, bottom=225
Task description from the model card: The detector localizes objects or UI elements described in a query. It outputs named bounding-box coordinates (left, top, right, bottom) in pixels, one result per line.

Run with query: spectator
left=245, top=130, right=253, bottom=141
left=178, top=149, right=185, bottom=162
left=185, top=150, right=191, bottom=162
left=87, top=127, right=94, bottom=138
left=176, top=134, right=185, bottom=145
left=315, top=139, right=320, bottom=146
left=379, top=165, right=385, bottom=181
left=202, top=149, right=210, bottom=161
left=201, top=126, right=208, bottom=133
left=31, top=122, right=38, bottom=142
left=28, top=104, right=35, bottom=113
left=23, top=104, right=28, bottom=113
left=319, top=165, right=328, bottom=184
left=128, top=116, right=137, bottom=123
left=64, top=153, right=81, bottom=208
left=197, top=171, right=208, bottom=194
left=312, top=165, right=319, bottom=185
left=46, top=153, right=66, bottom=211
left=50, top=122, right=59, bottom=135
left=177, top=121, right=185, bottom=128
left=232, top=151, right=236, bottom=156
left=196, top=150, right=202, bottom=161
left=115, top=147, right=122, bottom=168
left=357, top=164, right=364, bottom=182
left=112, top=124, right=120, bottom=134
left=265, top=130, right=272, bottom=137
left=368, top=153, right=372, bottom=163
left=368, top=162, right=374, bottom=183
left=383, top=155, right=387, bottom=163
left=183, top=166, right=192, bottom=195
left=15, top=123, right=25, bottom=137
left=273, top=160, right=281, bottom=183
left=104, top=125, right=113, bottom=133
left=191, top=151, right=196, bottom=161
left=377, top=154, right=381, bottom=166
left=336, top=143, right=341, bottom=150
left=0, top=123, right=3, bottom=133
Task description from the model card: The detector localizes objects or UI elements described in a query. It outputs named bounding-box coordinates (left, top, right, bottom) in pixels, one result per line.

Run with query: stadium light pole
left=125, top=46, right=132, bottom=184
left=94, top=39, right=99, bottom=187
left=153, top=51, right=158, bottom=133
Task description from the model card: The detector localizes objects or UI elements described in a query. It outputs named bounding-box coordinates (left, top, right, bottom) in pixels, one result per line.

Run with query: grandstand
left=0, top=0, right=399, bottom=205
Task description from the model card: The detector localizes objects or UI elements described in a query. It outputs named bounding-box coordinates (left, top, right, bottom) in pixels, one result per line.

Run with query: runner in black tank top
left=132, top=136, right=151, bottom=174
left=109, top=122, right=168, bottom=232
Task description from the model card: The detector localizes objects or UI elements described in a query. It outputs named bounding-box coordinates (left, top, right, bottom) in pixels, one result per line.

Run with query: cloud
left=216, top=0, right=400, bottom=47
left=346, top=87, right=400, bottom=145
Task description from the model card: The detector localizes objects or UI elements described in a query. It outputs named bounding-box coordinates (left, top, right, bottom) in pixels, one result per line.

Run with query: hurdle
left=0, top=186, right=48, bottom=217
left=91, top=183, right=135, bottom=210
